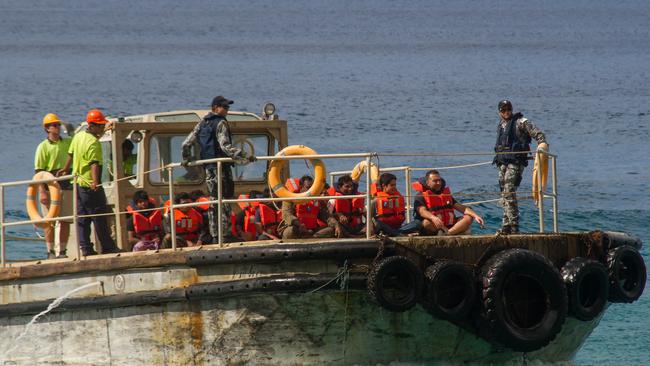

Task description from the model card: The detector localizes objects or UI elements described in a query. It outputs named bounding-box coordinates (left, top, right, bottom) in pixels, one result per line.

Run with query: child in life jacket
left=162, top=192, right=207, bottom=248
left=412, top=170, right=484, bottom=235
left=277, top=176, right=336, bottom=239
left=254, top=189, right=282, bottom=240
left=371, top=173, right=407, bottom=236
left=127, top=190, right=163, bottom=251
left=329, top=175, right=366, bottom=238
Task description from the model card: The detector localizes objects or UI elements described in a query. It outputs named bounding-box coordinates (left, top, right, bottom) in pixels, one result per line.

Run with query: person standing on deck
left=181, top=96, right=256, bottom=242
left=58, top=109, right=118, bottom=256
left=493, top=100, right=548, bottom=234
left=34, top=113, right=73, bottom=258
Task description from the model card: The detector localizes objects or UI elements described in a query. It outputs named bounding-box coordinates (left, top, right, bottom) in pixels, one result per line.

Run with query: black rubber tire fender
left=479, top=248, right=568, bottom=352
left=607, top=245, right=647, bottom=303
left=561, top=257, right=609, bottom=321
left=367, top=255, right=423, bottom=312
left=423, top=260, right=476, bottom=321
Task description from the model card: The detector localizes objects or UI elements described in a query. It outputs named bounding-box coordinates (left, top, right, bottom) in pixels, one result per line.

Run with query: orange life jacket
left=422, top=187, right=456, bottom=227
left=172, top=208, right=203, bottom=242
left=242, top=206, right=258, bottom=238
left=375, top=190, right=406, bottom=229
left=126, top=199, right=162, bottom=241
left=285, top=178, right=301, bottom=193
left=195, top=196, right=210, bottom=212
left=296, top=200, right=325, bottom=230
left=259, top=204, right=281, bottom=236
left=334, top=192, right=365, bottom=227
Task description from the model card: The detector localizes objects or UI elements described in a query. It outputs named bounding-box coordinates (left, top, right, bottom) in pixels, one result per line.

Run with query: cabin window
left=154, top=113, right=201, bottom=123
left=231, top=134, right=269, bottom=181
left=148, top=135, right=204, bottom=184
left=101, top=141, right=113, bottom=186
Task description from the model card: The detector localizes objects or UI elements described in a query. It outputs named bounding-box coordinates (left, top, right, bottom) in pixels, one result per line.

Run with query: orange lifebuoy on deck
left=25, top=171, right=62, bottom=228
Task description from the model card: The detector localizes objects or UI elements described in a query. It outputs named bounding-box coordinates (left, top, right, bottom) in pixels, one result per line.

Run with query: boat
left=0, top=103, right=646, bottom=365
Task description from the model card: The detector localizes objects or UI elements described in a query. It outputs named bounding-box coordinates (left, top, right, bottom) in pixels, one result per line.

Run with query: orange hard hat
left=42, top=113, right=61, bottom=126
left=86, top=109, right=108, bottom=124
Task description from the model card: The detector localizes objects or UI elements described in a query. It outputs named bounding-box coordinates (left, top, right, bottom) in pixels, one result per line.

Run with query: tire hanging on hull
left=607, top=245, right=647, bottom=303
left=477, top=248, right=568, bottom=352
left=422, top=260, right=476, bottom=321
left=561, top=257, right=609, bottom=321
left=367, top=255, right=423, bottom=312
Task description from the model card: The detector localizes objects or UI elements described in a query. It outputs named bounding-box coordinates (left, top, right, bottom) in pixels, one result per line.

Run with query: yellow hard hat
left=42, top=113, right=61, bottom=126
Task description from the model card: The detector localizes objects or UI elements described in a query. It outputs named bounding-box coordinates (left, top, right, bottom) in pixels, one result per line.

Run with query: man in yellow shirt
left=34, top=113, right=73, bottom=258
left=59, top=109, right=118, bottom=256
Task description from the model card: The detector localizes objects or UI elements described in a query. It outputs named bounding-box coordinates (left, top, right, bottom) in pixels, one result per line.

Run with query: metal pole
left=329, top=174, right=334, bottom=190
left=537, top=151, right=545, bottom=233
left=405, top=167, right=412, bottom=223
left=365, top=156, right=372, bottom=239
left=217, top=161, right=223, bottom=245
left=72, top=175, right=80, bottom=260
left=1, top=185, right=6, bottom=267
left=552, top=156, right=558, bottom=232
left=167, top=167, right=177, bottom=250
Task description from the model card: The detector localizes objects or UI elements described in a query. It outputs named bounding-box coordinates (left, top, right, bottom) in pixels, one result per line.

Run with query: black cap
left=211, top=95, right=234, bottom=108
left=498, top=99, right=512, bottom=111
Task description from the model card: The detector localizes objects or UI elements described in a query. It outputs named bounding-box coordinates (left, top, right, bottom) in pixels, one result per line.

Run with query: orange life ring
left=268, top=145, right=326, bottom=200
left=25, top=171, right=62, bottom=228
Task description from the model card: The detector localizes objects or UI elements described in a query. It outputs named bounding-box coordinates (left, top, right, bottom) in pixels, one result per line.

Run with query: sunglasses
left=499, top=108, right=512, bottom=112
left=47, top=123, right=61, bottom=128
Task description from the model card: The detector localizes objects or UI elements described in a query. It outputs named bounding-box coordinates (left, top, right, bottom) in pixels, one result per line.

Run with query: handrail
left=0, top=150, right=558, bottom=266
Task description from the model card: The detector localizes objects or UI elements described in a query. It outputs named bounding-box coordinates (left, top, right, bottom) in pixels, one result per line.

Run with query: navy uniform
left=181, top=96, right=251, bottom=241
left=493, top=100, right=547, bottom=234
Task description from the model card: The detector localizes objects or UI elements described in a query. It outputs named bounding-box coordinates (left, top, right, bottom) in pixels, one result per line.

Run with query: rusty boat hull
left=0, top=232, right=644, bottom=365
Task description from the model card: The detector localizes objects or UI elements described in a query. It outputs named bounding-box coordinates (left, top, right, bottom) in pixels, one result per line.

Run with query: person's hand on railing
left=181, top=158, right=192, bottom=167
left=247, top=155, right=257, bottom=163
left=55, top=168, right=68, bottom=177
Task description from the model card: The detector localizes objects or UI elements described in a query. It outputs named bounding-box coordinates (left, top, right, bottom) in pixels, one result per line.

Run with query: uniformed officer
left=493, top=100, right=548, bottom=234
left=181, top=96, right=256, bottom=242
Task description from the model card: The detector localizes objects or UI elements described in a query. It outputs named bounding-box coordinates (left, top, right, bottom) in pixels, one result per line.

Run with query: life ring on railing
left=561, top=257, right=609, bottom=321
left=367, top=255, right=423, bottom=312
left=25, top=171, right=62, bottom=229
left=478, top=248, right=567, bottom=352
left=351, top=160, right=379, bottom=195
left=268, top=145, right=326, bottom=199
left=423, top=260, right=476, bottom=321
left=606, top=245, right=646, bottom=303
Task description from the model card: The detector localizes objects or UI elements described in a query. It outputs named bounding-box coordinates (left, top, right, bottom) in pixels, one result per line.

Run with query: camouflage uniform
left=182, top=112, right=248, bottom=240
left=494, top=114, right=546, bottom=232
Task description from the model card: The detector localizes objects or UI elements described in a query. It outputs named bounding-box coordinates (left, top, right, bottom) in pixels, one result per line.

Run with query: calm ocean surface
left=1, top=0, right=648, bottom=364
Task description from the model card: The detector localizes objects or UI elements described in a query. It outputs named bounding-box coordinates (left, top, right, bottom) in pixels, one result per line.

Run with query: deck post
left=552, top=155, right=558, bottom=232
left=537, top=150, right=545, bottom=233
left=217, top=161, right=223, bottom=245
left=72, top=175, right=81, bottom=260
left=405, top=167, right=412, bottom=223
left=365, top=155, right=372, bottom=239
left=1, top=185, right=5, bottom=267
left=168, top=167, right=177, bottom=250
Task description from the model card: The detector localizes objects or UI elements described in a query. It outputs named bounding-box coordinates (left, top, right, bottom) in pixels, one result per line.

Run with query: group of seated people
left=126, top=189, right=212, bottom=251
left=276, top=169, right=484, bottom=240
left=125, top=169, right=485, bottom=251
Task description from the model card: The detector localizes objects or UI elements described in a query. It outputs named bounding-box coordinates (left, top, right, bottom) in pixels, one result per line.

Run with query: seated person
left=162, top=192, right=207, bottom=248
left=254, top=190, right=282, bottom=240
left=412, top=170, right=484, bottom=235
left=122, top=139, right=137, bottom=176
left=277, top=176, right=336, bottom=239
left=329, top=175, right=366, bottom=238
left=371, top=173, right=407, bottom=236
left=232, top=190, right=264, bottom=241
left=127, top=190, right=163, bottom=251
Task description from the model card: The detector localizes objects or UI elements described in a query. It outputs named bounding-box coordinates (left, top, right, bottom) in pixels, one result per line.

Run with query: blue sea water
left=0, top=0, right=648, bottom=364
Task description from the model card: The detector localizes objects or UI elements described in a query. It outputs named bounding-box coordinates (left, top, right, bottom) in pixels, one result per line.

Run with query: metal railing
left=0, top=150, right=558, bottom=267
